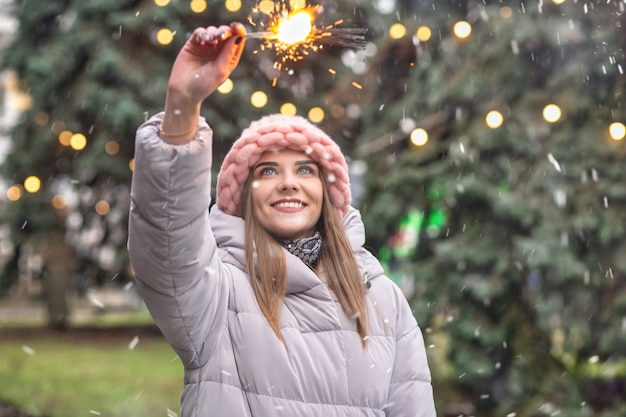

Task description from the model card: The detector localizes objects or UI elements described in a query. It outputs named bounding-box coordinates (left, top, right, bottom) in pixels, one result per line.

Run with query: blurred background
left=0, top=0, right=624, bottom=416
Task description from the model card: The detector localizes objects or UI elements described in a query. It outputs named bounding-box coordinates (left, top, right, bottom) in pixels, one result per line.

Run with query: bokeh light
left=190, top=0, right=207, bottom=13
left=410, top=128, right=428, bottom=146
left=129, top=159, right=135, bottom=172
left=52, top=195, right=67, bottom=210
left=453, top=21, right=472, bottom=39
left=280, top=102, right=297, bottom=116
left=95, top=200, right=111, bottom=216
left=58, top=130, right=73, bottom=146
left=257, top=0, right=274, bottom=14
left=35, top=112, right=49, bottom=126
left=416, top=26, right=432, bottom=42
left=225, top=0, right=242, bottom=12
left=486, top=110, right=504, bottom=128
left=105, top=141, right=120, bottom=155
left=154, top=0, right=170, bottom=6
left=543, top=104, right=562, bottom=123
left=500, top=7, right=513, bottom=19
left=6, top=185, right=23, bottom=201
left=389, top=23, right=407, bottom=39
left=609, top=122, right=625, bottom=141
left=250, top=91, right=268, bottom=108
left=24, top=176, right=41, bottom=193
left=217, top=78, right=234, bottom=94
left=156, top=28, right=174, bottom=45
left=308, top=107, right=325, bottom=123
left=70, top=133, right=87, bottom=150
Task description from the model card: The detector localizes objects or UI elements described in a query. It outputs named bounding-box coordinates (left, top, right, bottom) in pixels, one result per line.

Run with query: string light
left=280, top=102, right=297, bottom=115
left=6, top=185, right=23, bottom=201
left=70, top=133, right=87, bottom=151
left=543, top=104, right=562, bottom=123
left=217, top=78, right=234, bottom=94
left=609, top=122, right=625, bottom=141
left=486, top=110, right=504, bottom=129
left=389, top=23, right=406, bottom=40
left=308, top=107, right=324, bottom=123
left=156, top=28, right=174, bottom=45
left=250, top=91, right=268, bottom=108
left=453, top=21, right=472, bottom=39
left=24, top=176, right=41, bottom=193
left=410, top=128, right=429, bottom=146
left=416, top=26, right=432, bottom=42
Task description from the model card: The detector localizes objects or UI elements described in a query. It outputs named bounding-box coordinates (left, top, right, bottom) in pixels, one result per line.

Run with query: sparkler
left=246, top=0, right=368, bottom=71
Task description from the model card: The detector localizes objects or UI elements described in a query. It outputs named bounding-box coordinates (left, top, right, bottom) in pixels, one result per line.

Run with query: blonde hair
left=240, top=174, right=369, bottom=347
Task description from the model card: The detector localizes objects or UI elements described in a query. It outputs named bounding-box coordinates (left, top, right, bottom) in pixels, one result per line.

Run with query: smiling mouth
left=273, top=201, right=305, bottom=209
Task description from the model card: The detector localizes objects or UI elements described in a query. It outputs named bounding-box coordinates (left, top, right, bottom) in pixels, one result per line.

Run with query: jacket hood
left=209, top=205, right=384, bottom=294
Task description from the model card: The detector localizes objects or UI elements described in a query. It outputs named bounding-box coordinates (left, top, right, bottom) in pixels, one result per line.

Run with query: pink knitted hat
left=216, top=114, right=351, bottom=219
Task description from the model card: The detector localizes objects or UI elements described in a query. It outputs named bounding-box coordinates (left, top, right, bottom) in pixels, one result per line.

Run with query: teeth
left=274, top=201, right=303, bottom=208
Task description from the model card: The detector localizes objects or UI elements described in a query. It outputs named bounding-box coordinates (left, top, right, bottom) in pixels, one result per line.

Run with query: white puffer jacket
left=128, top=113, right=436, bottom=417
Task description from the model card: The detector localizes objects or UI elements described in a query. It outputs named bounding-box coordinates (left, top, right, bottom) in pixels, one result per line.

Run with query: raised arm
left=128, top=23, right=246, bottom=367
left=161, top=23, right=246, bottom=144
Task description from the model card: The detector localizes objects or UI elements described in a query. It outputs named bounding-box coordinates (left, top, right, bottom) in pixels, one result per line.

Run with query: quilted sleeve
left=385, top=289, right=436, bottom=417
left=128, top=112, right=229, bottom=368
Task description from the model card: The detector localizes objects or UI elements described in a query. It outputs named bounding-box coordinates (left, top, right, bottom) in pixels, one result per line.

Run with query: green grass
left=0, top=330, right=183, bottom=417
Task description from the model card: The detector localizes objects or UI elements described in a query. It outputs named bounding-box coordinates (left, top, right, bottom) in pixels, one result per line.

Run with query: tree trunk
left=41, top=231, right=74, bottom=330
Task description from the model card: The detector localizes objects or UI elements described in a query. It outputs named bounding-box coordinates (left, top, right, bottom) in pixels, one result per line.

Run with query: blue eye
left=297, top=165, right=315, bottom=175
left=260, top=167, right=276, bottom=176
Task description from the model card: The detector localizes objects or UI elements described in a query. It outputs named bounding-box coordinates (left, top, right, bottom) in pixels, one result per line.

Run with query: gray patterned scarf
left=279, top=232, right=322, bottom=267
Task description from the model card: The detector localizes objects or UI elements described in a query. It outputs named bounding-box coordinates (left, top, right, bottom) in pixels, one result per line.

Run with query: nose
left=278, top=172, right=299, bottom=192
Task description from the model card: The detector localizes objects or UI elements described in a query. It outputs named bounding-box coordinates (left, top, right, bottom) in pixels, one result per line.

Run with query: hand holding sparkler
left=161, top=22, right=246, bottom=145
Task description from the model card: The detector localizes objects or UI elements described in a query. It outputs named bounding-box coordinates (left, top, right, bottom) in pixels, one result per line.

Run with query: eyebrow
left=254, top=160, right=318, bottom=169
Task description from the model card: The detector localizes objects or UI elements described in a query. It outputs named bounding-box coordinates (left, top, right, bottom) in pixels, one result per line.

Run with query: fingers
left=190, top=24, right=243, bottom=46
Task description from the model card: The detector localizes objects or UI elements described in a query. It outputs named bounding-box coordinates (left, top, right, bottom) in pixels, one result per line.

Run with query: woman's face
left=250, top=149, right=323, bottom=240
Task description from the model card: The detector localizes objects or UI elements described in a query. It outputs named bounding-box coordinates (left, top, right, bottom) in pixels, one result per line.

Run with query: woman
left=128, top=22, right=435, bottom=417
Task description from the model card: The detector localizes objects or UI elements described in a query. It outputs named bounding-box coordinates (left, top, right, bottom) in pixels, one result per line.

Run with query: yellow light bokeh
left=486, top=110, right=504, bottom=129
left=70, top=133, right=87, bottom=150
left=308, top=107, right=325, bottom=123
left=157, top=28, right=174, bottom=45
left=552, top=0, right=566, bottom=4
left=105, top=141, right=120, bottom=155
left=95, top=200, right=111, bottom=216
left=543, top=104, right=562, bottom=123
left=52, top=195, right=67, bottom=210
left=190, top=0, right=207, bottom=13
left=250, top=91, right=268, bottom=108
left=280, top=102, right=297, bottom=116
left=225, top=0, right=242, bottom=12
left=453, top=21, right=472, bottom=39
left=217, top=78, right=234, bottom=94
left=389, top=23, right=407, bottom=40
left=410, top=128, right=428, bottom=146
left=609, top=122, right=626, bottom=141
left=58, top=130, right=73, bottom=146
left=6, top=185, right=23, bottom=202
left=154, top=0, right=170, bottom=6
left=416, top=26, right=432, bottom=42
left=258, top=0, right=274, bottom=14
left=129, top=159, right=135, bottom=172
left=24, top=176, right=41, bottom=193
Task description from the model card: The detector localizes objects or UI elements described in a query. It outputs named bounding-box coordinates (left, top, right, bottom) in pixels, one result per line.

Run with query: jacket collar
left=209, top=205, right=383, bottom=294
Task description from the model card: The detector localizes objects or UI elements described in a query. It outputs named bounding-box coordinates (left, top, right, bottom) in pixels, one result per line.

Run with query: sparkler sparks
left=247, top=0, right=367, bottom=71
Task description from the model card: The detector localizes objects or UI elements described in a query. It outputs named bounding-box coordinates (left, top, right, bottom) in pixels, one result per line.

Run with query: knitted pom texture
left=216, top=114, right=351, bottom=219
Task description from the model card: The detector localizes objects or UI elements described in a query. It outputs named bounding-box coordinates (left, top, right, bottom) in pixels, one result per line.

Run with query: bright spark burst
left=247, top=0, right=367, bottom=71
